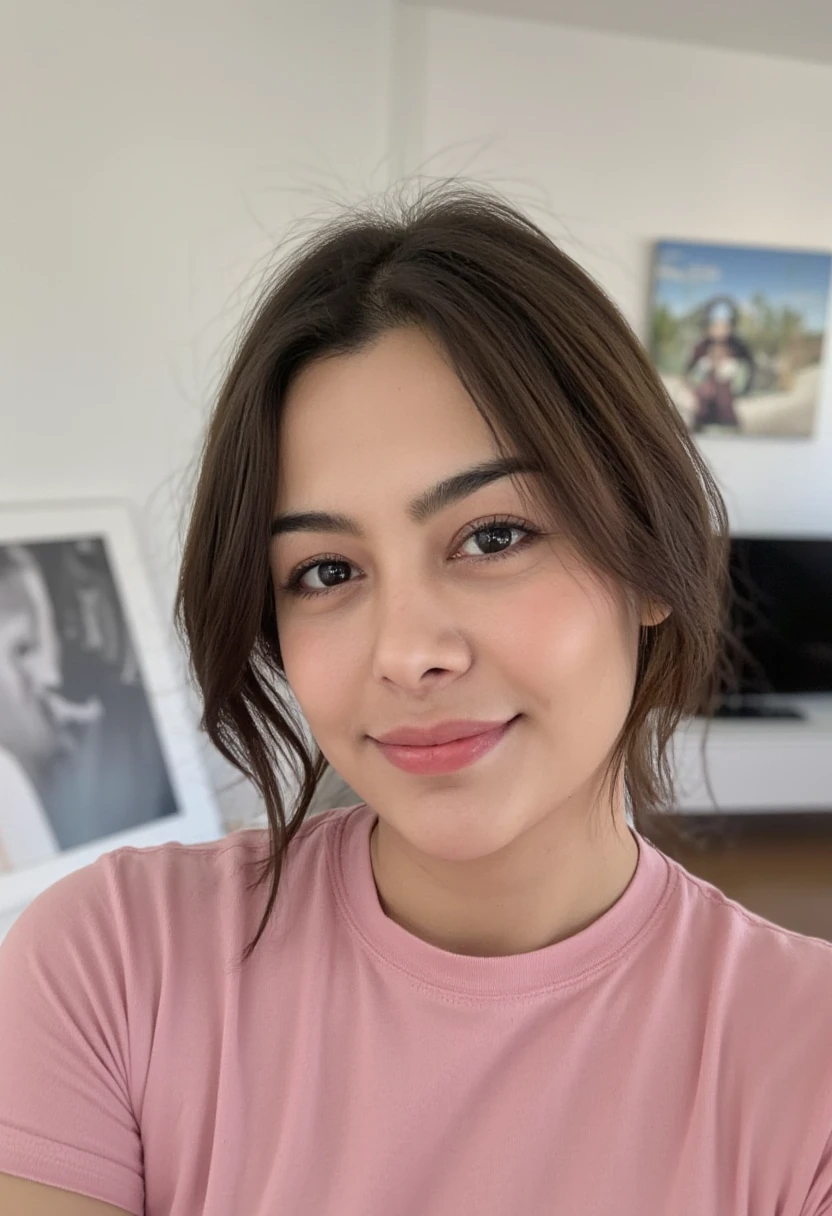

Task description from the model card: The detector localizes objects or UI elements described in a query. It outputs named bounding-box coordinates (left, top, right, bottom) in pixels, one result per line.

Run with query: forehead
left=276, top=328, right=498, bottom=507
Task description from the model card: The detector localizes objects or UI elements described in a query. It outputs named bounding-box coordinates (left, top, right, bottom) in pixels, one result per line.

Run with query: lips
left=372, top=719, right=514, bottom=748
left=372, top=717, right=518, bottom=775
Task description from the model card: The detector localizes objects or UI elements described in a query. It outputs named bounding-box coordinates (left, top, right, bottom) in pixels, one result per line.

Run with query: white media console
left=670, top=693, right=832, bottom=813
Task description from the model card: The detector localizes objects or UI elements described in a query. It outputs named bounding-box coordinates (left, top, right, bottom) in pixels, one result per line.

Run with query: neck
left=368, top=783, right=639, bottom=958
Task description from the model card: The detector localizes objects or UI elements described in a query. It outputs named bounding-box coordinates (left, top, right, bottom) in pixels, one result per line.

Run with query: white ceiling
left=405, top=0, right=832, bottom=66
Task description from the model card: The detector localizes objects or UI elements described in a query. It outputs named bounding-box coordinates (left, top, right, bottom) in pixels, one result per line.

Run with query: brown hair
left=176, top=181, right=732, bottom=962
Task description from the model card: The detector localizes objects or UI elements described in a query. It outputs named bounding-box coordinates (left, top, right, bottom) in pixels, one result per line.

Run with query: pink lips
left=372, top=717, right=518, bottom=775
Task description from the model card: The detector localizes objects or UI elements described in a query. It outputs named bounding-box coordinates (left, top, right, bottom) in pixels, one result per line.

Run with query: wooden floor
left=664, top=813, right=832, bottom=943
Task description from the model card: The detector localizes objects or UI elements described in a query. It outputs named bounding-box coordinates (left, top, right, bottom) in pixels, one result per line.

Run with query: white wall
left=396, top=6, right=832, bottom=535
left=3, top=2, right=832, bottom=855
left=1, top=0, right=394, bottom=826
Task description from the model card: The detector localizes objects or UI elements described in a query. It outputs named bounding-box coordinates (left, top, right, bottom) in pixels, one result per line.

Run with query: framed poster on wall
left=648, top=239, right=832, bottom=438
left=0, top=501, right=223, bottom=927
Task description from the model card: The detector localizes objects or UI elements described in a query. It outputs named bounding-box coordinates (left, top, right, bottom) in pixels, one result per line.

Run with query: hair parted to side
left=176, top=180, right=733, bottom=962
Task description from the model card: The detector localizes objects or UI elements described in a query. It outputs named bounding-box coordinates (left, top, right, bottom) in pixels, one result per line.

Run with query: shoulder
left=665, top=852, right=832, bottom=992
left=0, top=805, right=358, bottom=1060
left=1, top=809, right=332, bottom=968
left=98, top=804, right=351, bottom=926
left=659, top=856, right=832, bottom=1177
left=4, top=829, right=267, bottom=949
left=661, top=853, right=832, bottom=1081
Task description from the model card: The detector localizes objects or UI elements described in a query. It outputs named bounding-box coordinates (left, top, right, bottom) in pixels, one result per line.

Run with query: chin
left=387, top=796, right=527, bottom=861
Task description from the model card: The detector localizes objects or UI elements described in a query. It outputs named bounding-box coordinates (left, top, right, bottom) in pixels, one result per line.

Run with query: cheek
left=495, top=577, right=639, bottom=707
left=277, top=614, right=357, bottom=732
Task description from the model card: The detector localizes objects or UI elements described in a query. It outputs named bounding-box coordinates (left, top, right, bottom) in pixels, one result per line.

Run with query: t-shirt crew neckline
left=330, top=803, right=674, bottom=1002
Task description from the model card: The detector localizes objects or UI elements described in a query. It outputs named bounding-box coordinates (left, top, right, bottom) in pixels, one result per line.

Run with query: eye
left=457, top=521, right=531, bottom=559
left=279, top=515, right=541, bottom=600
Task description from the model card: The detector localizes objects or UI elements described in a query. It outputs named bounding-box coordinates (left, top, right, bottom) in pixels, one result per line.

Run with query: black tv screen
left=723, top=537, right=832, bottom=696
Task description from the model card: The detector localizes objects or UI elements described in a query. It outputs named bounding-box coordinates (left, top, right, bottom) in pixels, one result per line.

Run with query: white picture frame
left=0, top=500, right=224, bottom=923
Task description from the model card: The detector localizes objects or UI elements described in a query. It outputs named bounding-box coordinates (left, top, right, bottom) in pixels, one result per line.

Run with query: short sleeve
left=0, top=858, right=144, bottom=1215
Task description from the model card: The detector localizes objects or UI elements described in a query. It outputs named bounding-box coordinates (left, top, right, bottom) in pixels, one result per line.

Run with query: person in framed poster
left=685, top=297, right=756, bottom=432
left=0, top=539, right=180, bottom=869
left=0, top=545, right=102, bottom=871
left=1, top=184, right=831, bottom=1216
left=648, top=237, right=832, bottom=438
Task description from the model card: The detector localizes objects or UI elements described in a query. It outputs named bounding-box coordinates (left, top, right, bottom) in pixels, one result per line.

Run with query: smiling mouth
left=371, top=715, right=520, bottom=775
left=372, top=716, right=519, bottom=748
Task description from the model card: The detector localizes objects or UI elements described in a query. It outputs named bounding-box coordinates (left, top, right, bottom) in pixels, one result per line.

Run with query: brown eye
left=288, top=558, right=354, bottom=594
left=281, top=516, right=541, bottom=601
left=459, top=524, right=523, bottom=557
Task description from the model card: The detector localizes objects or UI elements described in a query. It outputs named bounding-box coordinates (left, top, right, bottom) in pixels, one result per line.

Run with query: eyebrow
left=270, top=456, right=542, bottom=539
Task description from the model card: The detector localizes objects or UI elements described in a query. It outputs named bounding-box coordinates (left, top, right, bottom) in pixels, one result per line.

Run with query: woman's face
left=0, top=560, right=62, bottom=776
left=271, top=327, right=657, bottom=861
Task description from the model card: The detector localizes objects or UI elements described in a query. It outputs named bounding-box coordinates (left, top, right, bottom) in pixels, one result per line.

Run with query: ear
left=640, top=600, right=672, bottom=628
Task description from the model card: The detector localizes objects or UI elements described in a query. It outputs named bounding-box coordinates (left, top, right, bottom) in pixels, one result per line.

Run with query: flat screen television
left=711, top=536, right=832, bottom=715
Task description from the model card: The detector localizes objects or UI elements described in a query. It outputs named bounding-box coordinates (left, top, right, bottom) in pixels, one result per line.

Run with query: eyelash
left=279, top=515, right=542, bottom=600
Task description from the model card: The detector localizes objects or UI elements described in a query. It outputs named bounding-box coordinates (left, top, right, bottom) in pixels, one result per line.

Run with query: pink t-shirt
left=1, top=802, right=831, bottom=1215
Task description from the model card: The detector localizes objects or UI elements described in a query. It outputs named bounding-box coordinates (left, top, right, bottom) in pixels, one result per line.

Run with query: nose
left=369, top=577, right=472, bottom=691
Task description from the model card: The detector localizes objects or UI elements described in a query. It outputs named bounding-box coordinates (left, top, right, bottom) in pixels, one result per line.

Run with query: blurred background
left=2, top=0, right=832, bottom=936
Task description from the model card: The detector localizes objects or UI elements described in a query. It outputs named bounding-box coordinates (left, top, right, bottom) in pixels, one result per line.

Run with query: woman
left=685, top=297, right=755, bottom=433
left=0, top=547, right=101, bottom=871
left=1, top=184, right=830, bottom=1215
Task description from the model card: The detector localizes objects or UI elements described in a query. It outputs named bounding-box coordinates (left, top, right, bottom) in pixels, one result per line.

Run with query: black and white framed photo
left=0, top=501, right=223, bottom=926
